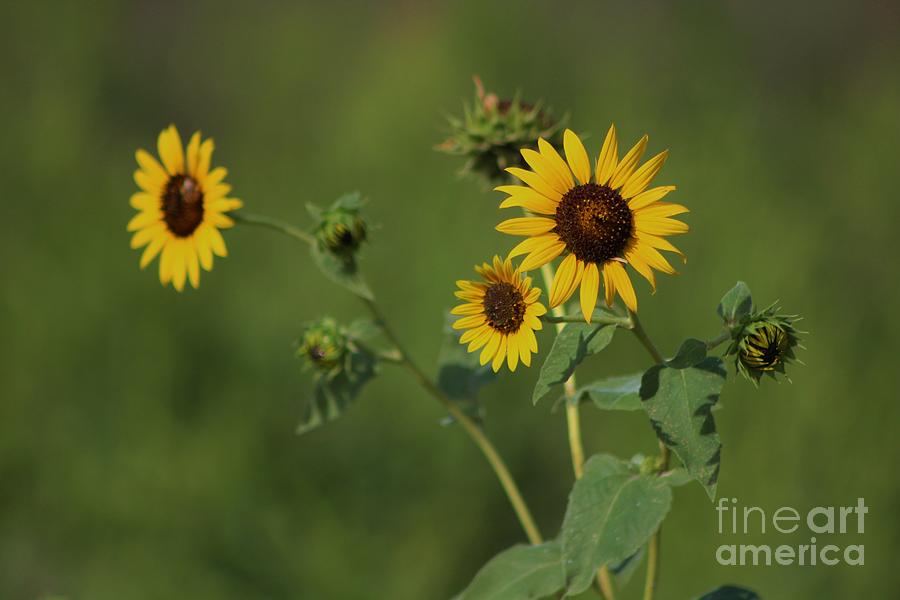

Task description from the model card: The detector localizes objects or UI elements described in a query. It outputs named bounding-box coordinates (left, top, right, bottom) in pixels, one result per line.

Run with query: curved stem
left=542, top=313, right=633, bottom=327
left=236, top=211, right=543, bottom=545
left=537, top=262, right=616, bottom=600
left=629, top=311, right=667, bottom=600
left=363, top=298, right=543, bottom=545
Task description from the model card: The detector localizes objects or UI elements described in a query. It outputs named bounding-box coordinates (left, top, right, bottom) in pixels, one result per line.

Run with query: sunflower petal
left=452, top=314, right=486, bottom=330
left=606, top=261, right=637, bottom=312
left=496, top=217, right=557, bottom=236
left=549, top=254, right=582, bottom=307
left=492, top=336, right=508, bottom=372
left=197, top=138, right=215, bottom=180
left=636, top=232, right=686, bottom=260
left=537, top=138, right=574, bottom=188
left=579, top=262, right=600, bottom=323
left=563, top=129, right=592, bottom=185
left=139, top=235, right=166, bottom=269
left=186, top=244, right=200, bottom=288
left=480, top=331, right=501, bottom=366
left=186, top=132, right=201, bottom=178
left=521, top=149, right=569, bottom=196
left=609, top=135, right=648, bottom=190
left=451, top=303, right=484, bottom=316
left=506, top=167, right=563, bottom=201
left=126, top=210, right=161, bottom=232
left=635, top=202, right=689, bottom=218
left=135, top=149, right=169, bottom=184
left=519, top=240, right=566, bottom=272
left=506, top=332, right=520, bottom=371
left=625, top=250, right=657, bottom=291
left=628, top=185, right=676, bottom=210
left=595, top=124, right=618, bottom=185
left=621, top=150, right=668, bottom=199
left=602, top=263, right=616, bottom=307
left=130, top=223, right=166, bottom=249
left=158, top=125, right=185, bottom=175
left=498, top=186, right=559, bottom=214
left=634, top=215, right=690, bottom=236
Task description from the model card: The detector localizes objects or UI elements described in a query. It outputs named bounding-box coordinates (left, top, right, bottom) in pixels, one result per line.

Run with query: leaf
left=608, top=547, right=645, bottom=590
left=437, top=315, right=495, bottom=423
left=532, top=322, right=616, bottom=404
left=696, top=585, right=761, bottom=600
left=640, top=341, right=727, bottom=500
left=456, top=542, right=565, bottom=600
left=573, top=373, right=643, bottom=411
left=331, top=190, right=366, bottom=211
left=296, top=348, right=377, bottom=435
left=659, top=468, right=693, bottom=488
left=561, top=454, right=672, bottom=595
left=717, top=281, right=753, bottom=327
left=310, top=242, right=373, bottom=300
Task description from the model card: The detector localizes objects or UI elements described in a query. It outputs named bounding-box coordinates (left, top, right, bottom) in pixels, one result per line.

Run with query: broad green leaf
left=561, top=454, right=672, bottom=595
left=573, top=373, right=643, bottom=411
left=532, top=322, right=616, bottom=404
left=696, top=585, right=760, bottom=600
left=296, top=348, right=377, bottom=435
left=717, top=281, right=753, bottom=327
left=659, top=468, right=693, bottom=488
left=456, top=542, right=565, bottom=600
left=437, top=316, right=495, bottom=423
left=310, top=242, right=373, bottom=300
left=640, top=342, right=726, bottom=500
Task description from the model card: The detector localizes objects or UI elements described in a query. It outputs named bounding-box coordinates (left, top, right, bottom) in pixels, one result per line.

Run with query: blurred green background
left=3, top=1, right=899, bottom=598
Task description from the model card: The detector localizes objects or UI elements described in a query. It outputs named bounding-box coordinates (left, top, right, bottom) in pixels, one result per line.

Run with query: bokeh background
left=3, top=1, right=899, bottom=598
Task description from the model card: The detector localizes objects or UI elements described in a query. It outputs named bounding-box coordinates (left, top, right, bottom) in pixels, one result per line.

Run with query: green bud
left=724, top=304, right=803, bottom=384
left=316, top=207, right=367, bottom=259
left=297, top=318, right=348, bottom=372
left=436, top=76, right=566, bottom=184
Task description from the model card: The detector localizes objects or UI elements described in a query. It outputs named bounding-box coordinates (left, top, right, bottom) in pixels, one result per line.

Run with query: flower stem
left=537, top=262, right=616, bottom=600
left=235, top=211, right=543, bottom=546
left=628, top=311, right=668, bottom=600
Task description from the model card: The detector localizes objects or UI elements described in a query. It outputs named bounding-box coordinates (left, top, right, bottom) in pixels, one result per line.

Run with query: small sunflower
left=495, top=126, right=688, bottom=322
left=127, top=125, right=242, bottom=291
left=451, top=256, right=546, bottom=372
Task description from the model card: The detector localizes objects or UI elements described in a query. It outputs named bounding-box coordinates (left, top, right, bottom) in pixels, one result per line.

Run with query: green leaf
left=696, top=585, right=760, bottom=600
left=659, top=468, right=693, bottom=488
left=296, top=348, right=377, bottom=435
left=310, top=242, right=373, bottom=300
left=456, top=542, right=565, bottom=600
left=437, top=316, right=495, bottom=423
left=608, top=547, right=645, bottom=590
left=640, top=342, right=727, bottom=500
left=573, top=373, right=643, bottom=411
left=717, top=281, right=753, bottom=327
left=561, top=454, right=672, bottom=595
left=532, top=322, right=616, bottom=404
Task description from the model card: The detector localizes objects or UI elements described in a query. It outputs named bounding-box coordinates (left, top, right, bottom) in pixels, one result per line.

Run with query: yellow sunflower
left=495, top=126, right=688, bottom=322
left=451, top=256, right=547, bottom=372
left=127, top=125, right=243, bottom=291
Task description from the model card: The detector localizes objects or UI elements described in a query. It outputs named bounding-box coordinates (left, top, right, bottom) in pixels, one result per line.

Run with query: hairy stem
left=629, top=311, right=668, bottom=600
left=236, top=211, right=543, bottom=545
left=537, top=261, right=616, bottom=600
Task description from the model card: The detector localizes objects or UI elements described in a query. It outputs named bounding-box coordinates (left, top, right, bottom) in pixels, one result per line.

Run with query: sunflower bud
left=297, top=318, right=348, bottom=372
left=316, top=206, right=367, bottom=260
left=436, top=76, right=566, bottom=184
left=725, top=305, right=803, bottom=384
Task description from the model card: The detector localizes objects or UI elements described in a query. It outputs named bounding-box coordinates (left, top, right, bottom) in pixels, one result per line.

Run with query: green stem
left=236, top=211, right=543, bottom=546
left=362, top=298, right=543, bottom=546
left=629, top=311, right=667, bottom=600
left=706, top=330, right=731, bottom=351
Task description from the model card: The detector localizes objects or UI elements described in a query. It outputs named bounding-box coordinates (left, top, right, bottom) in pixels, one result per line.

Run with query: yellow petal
left=130, top=223, right=166, bottom=248
left=602, top=263, right=616, bottom=307
left=480, top=331, right=501, bottom=366
left=635, top=202, right=689, bottom=218
left=635, top=232, right=686, bottom=260
left=506, top=167, right=562, bottom=201
left=467, top=326, right=494, bottom=352
left=595, top=124, right=618, bottom=186
left=634, top=244, right=677, bottom=274
left=492, top=336, right=508, bottom=372
left=157, top=125, right=185, bottom=175
left=496, top=217, right=557, bottom=236
left=518, top=330, right=532, bottom=367
left=126, top=210, right=161, bottom=232
left=197, top=138, right=215, bottom=180
left=205, top=225, right=228, bottom=257
left=606, top=261, right=637, bottom=312
left=621, top=150, right=668, bottom=199
left=498, top=187, right=559, bottom=214
left=634, top=215, right=690, bottom=236
left=204, top=166, right=228, bottom=188
left=549, top=254, right=583, bottom=307
left=171, top=240, right=187, bottom=292
left=628, top=185, right=677, bottom=210
left=159, top=240, right=174, bottom=285
left=451, top=303, right=484, bottom=316
left=519, top=240, right=566, bottom=272
left=609, top=135, right=648, bottom=190
left=625, top=250, right=657, bottom=291
left=134, top=169, right=164, bottom=194
left=135, top=149, right=169, bottom=184
left=139, top=234, right=167, bottom=269
left=130, top=192, right=159, bottom=211
left=186, top=243, right=200, bottom=288
left=186, top=132, right=201, bottom=178
left=506, top=332, right=520, bottom=371
left=195, top=234, right=213, bottom=271
left=452, top=314, right=486, bottom=330
left=537, top=138, right=574, bottom=189
left=521, top=149, right=570, bottom=196
left=579, top=262, right=600, bottom=323
left=522, top=326, right=538, bottom=353
left=460, top=324, right=486, bottom=344
left=508, top=234, right=559, bottom=258
left=205, top=198, right=244, bottom=213
left=563, top=129, right=592, bottom=185
left=207, top=213, right=235, bottom=229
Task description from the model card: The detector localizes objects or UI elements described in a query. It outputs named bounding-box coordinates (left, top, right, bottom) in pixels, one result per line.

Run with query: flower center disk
left=742, top=326, right=788, bottom=370
left=163, top=175, right=204, bottom=237
left=482, top=282, right=526, bottom=334
left=553, top=183, right=633, bottom=264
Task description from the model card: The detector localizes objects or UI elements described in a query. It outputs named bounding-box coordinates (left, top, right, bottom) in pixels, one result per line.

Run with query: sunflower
left=451, top=256, right=547, bottom=372
left=495, top=126, right=688, bottom=322
left=127, top=125, right=242, bottom=291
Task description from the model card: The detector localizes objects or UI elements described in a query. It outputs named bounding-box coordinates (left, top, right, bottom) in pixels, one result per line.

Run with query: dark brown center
left=554, top=183, right=633, bottom=264
left=163, top=175, right=204, bottom=237
left=482, top=282, right=526, bottom=334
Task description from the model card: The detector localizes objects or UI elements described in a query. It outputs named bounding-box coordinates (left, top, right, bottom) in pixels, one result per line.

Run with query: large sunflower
left=127, top=125, right=242, bottom=291
left=495, top=126, right=688, bottom=322
left=452, top=256, right=546, bottom=372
